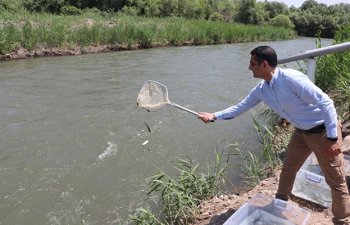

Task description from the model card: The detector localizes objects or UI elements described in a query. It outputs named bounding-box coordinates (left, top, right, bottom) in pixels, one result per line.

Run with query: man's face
left=249, top=55, right=265, bottom=79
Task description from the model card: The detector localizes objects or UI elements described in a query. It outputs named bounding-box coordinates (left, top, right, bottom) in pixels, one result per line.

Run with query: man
left=198, top=46, right=350, bottom=225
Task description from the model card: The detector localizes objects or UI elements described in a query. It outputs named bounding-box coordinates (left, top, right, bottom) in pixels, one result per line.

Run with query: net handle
left=168, top=102, right=199, bottom=116
left=169, top=101, right=214, bottom=122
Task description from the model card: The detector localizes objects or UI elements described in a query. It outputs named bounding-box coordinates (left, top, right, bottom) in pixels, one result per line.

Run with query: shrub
left=209, top=12, right=224, bottom=21
left=121, top=6, right=139, bottom=16
left=61, top=5, right=82, bottom=15
left=23, top=0, right=66, bottom=14
left=0, top=0, right=24, bottom=12
left=269, top=14, right=294, bottom=29
left=82, top=7, right=102, bottom=16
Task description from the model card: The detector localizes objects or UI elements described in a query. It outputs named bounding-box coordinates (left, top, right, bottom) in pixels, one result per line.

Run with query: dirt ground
left=191, top=169, right=335, bottom=225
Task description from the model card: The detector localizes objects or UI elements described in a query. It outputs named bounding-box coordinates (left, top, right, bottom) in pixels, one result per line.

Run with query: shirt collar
left=266, top=67, right=279, bottom=88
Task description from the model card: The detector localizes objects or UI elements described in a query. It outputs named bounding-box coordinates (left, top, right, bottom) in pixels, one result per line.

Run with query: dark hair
left=250, top=46, right=277, bottom=68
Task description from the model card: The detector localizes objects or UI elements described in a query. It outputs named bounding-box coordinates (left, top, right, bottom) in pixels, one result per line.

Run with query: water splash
left=98, top=142, right=118, bottom=160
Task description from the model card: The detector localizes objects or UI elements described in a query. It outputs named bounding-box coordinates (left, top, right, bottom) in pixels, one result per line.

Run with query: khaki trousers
left=276, top=125, right=350, bottom=225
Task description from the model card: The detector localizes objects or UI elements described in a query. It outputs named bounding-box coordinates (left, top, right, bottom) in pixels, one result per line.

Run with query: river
left=0, top=38, right=333, bottom=224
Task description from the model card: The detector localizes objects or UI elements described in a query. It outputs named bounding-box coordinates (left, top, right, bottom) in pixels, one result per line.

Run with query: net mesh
left=136, top=80, right=169, bottom=111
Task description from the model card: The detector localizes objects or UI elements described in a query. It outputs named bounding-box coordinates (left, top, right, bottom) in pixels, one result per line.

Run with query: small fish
left=144, top=122, right=151, bottom=133
left=142, top=140, right=150, bottom=152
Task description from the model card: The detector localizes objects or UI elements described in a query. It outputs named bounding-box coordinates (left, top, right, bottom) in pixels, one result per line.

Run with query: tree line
left=0, top=0, right=349, bottom=38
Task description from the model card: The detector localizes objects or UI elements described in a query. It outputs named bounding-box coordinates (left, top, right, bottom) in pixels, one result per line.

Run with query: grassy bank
left=237, top=113, right=290, bottom=187
left=129, top=150, right=230, bottom=225
left=0, top=10, right=294, bottom=58
left=316, top=24, right=350, bottom=120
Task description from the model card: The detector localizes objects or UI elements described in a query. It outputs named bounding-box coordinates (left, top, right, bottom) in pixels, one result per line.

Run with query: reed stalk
left=0, top=11, right=294, bottom=55
left=315, top=26, right=350, bottom=119
left=236, top=112, right=288, bottom=187
left=129, top=149, right=230, bottom=225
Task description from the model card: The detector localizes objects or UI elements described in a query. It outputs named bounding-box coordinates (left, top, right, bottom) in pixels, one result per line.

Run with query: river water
left=0, top=38, right=333, bottom=224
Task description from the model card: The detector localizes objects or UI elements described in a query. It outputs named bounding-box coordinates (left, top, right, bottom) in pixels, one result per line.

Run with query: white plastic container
left=300, top=153, right=350, bottom=175
left=292, top=153, right=350, bottom=208
left=292, top=168, right=331, bottom=207
left=223, top=194, right=310, bottom=225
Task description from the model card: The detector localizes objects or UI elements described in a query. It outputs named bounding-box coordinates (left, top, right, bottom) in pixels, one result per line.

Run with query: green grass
left=0, top=10, right=295, bottom=55
left=235, top=111, right=288, bottom=187
left=315, top=24, right=350, bottom=119
left=129, top=149, right=231, bottom=225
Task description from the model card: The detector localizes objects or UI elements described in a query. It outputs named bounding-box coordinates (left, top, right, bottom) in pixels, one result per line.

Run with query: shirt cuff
left=326, top=125, right=338, bottom=139
left=214, top=111, right=224, bottom=120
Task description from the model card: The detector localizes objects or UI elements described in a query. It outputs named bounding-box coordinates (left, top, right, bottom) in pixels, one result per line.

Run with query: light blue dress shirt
left=214, top=68, right=338, bottom=138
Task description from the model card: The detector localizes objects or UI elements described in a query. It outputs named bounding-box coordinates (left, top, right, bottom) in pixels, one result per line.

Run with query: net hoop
left=136, top=80, right=170, bottom=111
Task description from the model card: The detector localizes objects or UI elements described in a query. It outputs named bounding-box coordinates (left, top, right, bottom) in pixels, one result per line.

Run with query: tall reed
left=0, top=12, right=294, bottom=55
left=236, top=110, right=292, bottom=187
left=315, top=25, right=350, bottom=119
left=129, top=149, right=230, bottom=225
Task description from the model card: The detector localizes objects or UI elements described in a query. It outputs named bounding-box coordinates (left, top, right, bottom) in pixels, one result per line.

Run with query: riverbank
left=0, top=12, right=294, bottom=61
left=192, top=120, right=350, bottom=225
left=0, top=44, right=141, bottom=61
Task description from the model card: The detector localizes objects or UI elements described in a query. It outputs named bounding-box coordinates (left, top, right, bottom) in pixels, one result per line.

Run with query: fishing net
left=136, top=80, right=170, bottom=111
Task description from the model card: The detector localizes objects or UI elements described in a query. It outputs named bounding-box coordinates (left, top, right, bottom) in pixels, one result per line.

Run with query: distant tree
left=68, top=0, right=128, bottom=11
left=269, top=14, right=294, bottom=29
left=61, top=5, right=82, bottom=15
left=0, top=0, right=24, bottom=11
left=321, top=15, right=337, bottom=38
left=236, top=0, right=259, bottom=24
left=217, top=0, right=236, bottom=21
left=123, top=0, right=161, bottom=16
left=159, top=0, right=178, bottom=17
left=328, top=3, right=350, bottom=26
left=255, top=2, right=269, bottom=24
left=209, top=11, right=224, bottom=21
left=121, top=5, right=139, bottom=15
left=300, top=0, right=318, bottom=11
left=196, top=0, right=208, bottom=19
left=328, top=4, right=343, bottom=14
left=264, top=1, right=289, bottom=19
left=290, top=1, right=350, bottom=38
left=289, top=11, right=309, bottom=35
left=23, top=0, right=66, bottom=13
left=142, top=0, right=162, bottom=16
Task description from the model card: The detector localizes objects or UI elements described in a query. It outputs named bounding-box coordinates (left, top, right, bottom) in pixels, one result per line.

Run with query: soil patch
left=191, top=169, right=334, bottom=225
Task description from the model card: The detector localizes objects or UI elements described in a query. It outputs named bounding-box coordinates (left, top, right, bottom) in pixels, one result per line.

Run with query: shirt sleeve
left=288, top=75, right=338, bottom=138
left=214, top=85, right=262, bottom=120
